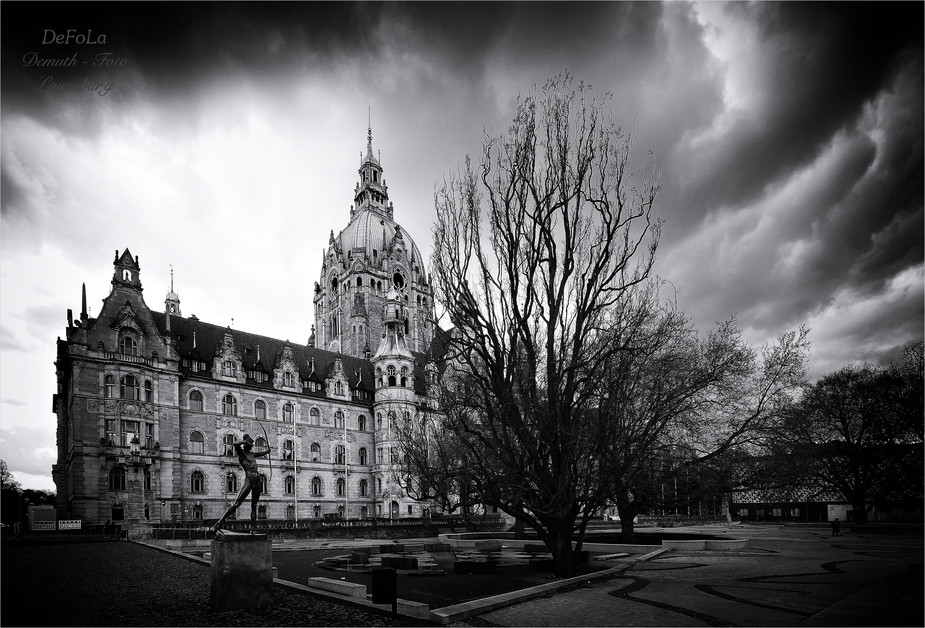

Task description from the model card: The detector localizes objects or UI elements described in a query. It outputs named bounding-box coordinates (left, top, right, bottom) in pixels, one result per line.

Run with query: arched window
left=387, top=412, right=396, bottom=430
left=120, top=375, right=140, bottom=400
left=255, top=399, right=266, bottom=419
left=400, top=367, right=408, bottom=388
left=311, top=476, right=322, bottom=496
left=255, top=436, right=267, bottom=451
left=144, top=380, right=153, bottom=402
left=190, top=470, right=204, bottom=492
left=223, top=434, right=236, bottom=456
left=143, top=468, right=152, bottom=491
left=387, top=366, right=396, bottom=387
left=335, top=445, right=345, bottom=465
left=310, top=443, right=321, bottom=461
left=120, top=335, right=137, bottom=356
left=259, top=474, right=268, bottom=494
left=313, top=506, right=321, bottom=518
left=377, top=477, right=382, bottom=493
left=376, top=413, right=382, bottom=431
left=338, top=505, right=345, bottom=518
left=109, top=466, right=126, bottom=490
left=359, top=447, right=368, bottom=465
left=189, top=390, right=203, bottom=412
left=360, top=479, right=368, bottom=497
left=361, top=506, right=368, bottom=519
left=285, top=475, right=295, bottom=495
left=257, top=505, right=267, bottom=520
left=105, top=374, right=115, bottom=398
left=282, top=440, right=293, bottom=461
left=190, top=431, right=204, bottom=454
left=334, top=410, right=344, bottom=429
left=310, top=407, right=320, bottom=425
left=286, top=505, right=295, bottom=520
left=222, top=394, right=237, bottom=416
left=193, top=505, right=203, bottom=519
left=226, top=472, right=238, bottom=493
left=358, top=415, right=367, bottom=431
left=283, top=403, right=293, bottom=423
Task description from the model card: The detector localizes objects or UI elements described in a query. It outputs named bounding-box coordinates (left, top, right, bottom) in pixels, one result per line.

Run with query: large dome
left=336, top=207, right=425, bottom=271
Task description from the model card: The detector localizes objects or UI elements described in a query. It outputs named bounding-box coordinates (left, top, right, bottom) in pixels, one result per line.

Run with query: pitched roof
left=151, top=312, right=445, bottom=396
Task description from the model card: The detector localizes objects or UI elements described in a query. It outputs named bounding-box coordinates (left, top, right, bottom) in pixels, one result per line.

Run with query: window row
left=105, top=419, right=155, bottom=448
left=190, top=432, right=371, bottom=465
left=104, top=375, right=154, bottom=401
left=187, top=392, right=367, bottom=428
left=190, top=470, right=369, bottom=498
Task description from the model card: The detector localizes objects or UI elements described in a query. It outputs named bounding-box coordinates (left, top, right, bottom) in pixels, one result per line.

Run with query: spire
left=165, top=263, right=181, bottom=317
left=81, top=283, right=88, bottom=321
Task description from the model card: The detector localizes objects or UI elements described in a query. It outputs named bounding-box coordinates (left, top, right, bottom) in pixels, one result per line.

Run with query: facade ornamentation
left=53, top=128, right=445, bottom=525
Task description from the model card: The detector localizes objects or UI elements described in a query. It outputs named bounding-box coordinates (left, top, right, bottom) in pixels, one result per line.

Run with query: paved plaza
left=449, top=524, right=923, bottom=627
left=1, top=523, right=921, bottom=626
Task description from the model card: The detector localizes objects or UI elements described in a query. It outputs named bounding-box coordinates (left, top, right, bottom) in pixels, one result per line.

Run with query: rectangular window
left=791, top=508, right=800, bottom=517
left=190, top=361, right=199, bottom=373
left=407, top=505, right=413, bottom=515
left=144, top=423, right=154, bottom=449
left=390, top=447, right=397, bottom=464
left=738, top=508, right=749, bottom=517
left=772, top=508, right=782, bottom=517
left=170, top=503, right=180, bottom=515
left=121, top=421, right=140, bottom=447
left=377, top=448, right=383, bottom=464
left=105, top=419, right=117, bottom=445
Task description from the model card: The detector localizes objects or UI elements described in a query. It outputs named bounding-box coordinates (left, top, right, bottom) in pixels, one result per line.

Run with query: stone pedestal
left=209, top=532, right=274, bottom=612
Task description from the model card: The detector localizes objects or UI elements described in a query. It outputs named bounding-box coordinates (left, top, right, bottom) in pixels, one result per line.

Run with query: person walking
left=831, top=517, right=843, bottom=536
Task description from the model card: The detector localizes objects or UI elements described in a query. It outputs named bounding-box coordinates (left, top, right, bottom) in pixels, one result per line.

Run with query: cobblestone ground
left=0, top=542, right=424, bottom=627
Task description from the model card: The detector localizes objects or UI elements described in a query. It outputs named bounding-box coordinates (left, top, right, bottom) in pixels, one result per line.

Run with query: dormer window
left=284, top=371, right=294, bottom=387
left=222, top=361, right=236, bottom=377
left=119, top=335, right=137, bottom=356
left=335, top=381, right=344, bottom=396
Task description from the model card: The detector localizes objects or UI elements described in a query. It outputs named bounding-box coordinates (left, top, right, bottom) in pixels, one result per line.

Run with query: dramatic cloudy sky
left=1, top=2, right=922, bottom=490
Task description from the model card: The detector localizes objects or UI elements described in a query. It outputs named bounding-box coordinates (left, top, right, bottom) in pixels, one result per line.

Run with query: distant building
left=52, top=127, right=448, bottom=526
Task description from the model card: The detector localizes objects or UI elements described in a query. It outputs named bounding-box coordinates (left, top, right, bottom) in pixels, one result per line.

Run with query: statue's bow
left=258, top=419, right=272, bottom=482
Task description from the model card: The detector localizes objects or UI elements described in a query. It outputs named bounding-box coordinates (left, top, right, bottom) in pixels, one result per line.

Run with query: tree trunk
left=617, top=504, right=636, bottom=543
left=546, top=521, right=575, bottom=577
left=850, top=499, right=869, bottom=525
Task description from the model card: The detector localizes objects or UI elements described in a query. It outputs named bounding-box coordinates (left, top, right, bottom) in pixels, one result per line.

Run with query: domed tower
left=312, top=125, right=436, bottom=357
left=371, top=287, right=417, bottom=519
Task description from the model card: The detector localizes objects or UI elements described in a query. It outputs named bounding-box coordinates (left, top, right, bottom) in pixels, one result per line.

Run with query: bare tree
left=429, top=73, right=660, bottom=576
left=784, top=343, right=924, bottom=524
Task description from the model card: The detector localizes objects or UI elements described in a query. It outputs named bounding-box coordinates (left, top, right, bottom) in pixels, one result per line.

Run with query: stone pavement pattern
left=451, top=525, right=923, bottom=627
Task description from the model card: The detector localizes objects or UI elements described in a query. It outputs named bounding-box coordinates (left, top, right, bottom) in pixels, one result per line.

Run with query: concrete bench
left=307, top=577, right=367, bottom=598
left=473, top=540, right=503, bottom=551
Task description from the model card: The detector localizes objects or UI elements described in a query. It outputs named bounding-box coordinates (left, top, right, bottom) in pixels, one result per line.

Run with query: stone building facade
left=52, top=128, right=445, bottom=526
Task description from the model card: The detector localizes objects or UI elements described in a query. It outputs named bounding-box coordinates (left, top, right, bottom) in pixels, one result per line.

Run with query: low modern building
left=52, top=127, right=448, bottom=526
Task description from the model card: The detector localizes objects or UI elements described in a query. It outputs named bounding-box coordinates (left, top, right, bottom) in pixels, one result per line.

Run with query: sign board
left=31, top=522, right=55, bottom=531
left=59, top=520, right=82, bottom=530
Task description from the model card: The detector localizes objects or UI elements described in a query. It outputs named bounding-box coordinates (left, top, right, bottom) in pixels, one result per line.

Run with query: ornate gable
left=212, top=327, right=244, bottom=384
left=273, top=343, right=298, bottom=390
left=326, top=357, right=351, bottom=400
